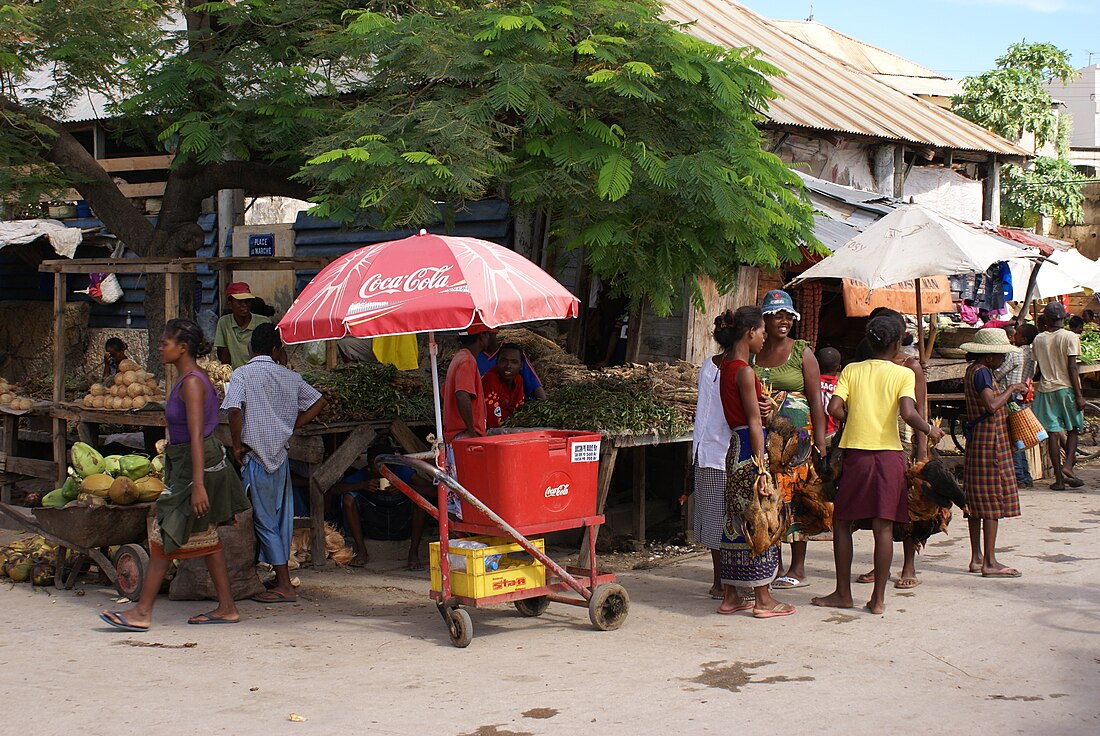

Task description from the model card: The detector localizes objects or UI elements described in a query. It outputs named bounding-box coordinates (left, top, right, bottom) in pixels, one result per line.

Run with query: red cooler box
left=450, top=430, right=602, bottom=528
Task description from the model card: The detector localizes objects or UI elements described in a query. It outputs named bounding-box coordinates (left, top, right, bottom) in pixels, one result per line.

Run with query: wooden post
left=579, top=442, right=619, bottom=568
left=625, top=299, right=646, bottom=364
left=325, top=340, right=338, bottom=369
left=52, top=272, right=67, bottom=484
left=631, top=447, right=646, bottom=547
left=306, top=425, right=377, bottom=566
left=164, top=271, right=179, bottom=394
left=983, top=155, right=1001, bottom=225
left=893, top=145, right=906, bottom=198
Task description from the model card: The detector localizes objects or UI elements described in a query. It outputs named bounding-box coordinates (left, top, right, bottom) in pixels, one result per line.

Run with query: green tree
left=0, top=0, right=349, bottom=326
left=953, top=40, right=1075, bottom=145
left=300, top=0, right=818, bottom=314
left=953, top=40, right=1088, bottom=227
left=1, top=0, right=817, bottom=323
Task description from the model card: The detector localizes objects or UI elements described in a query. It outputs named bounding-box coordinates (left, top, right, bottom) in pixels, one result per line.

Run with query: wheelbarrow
left=0, top=502, right=151, bottom=598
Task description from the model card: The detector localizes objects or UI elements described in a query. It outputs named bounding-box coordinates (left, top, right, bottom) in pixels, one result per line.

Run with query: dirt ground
left=2, top=470, right=1099, bottom=736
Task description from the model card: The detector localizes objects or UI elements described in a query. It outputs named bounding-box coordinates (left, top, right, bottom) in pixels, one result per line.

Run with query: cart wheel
left=514, top=596, right=551, bottom=618
left=113, top=544, right=149, bottom=600
left=447, top=608, right=473, bottom=648
left=588, top=583, right=630, bottom=631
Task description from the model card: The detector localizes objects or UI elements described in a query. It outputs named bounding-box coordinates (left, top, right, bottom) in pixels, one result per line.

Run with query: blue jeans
left=1013, top=449, right=1032, bottom=487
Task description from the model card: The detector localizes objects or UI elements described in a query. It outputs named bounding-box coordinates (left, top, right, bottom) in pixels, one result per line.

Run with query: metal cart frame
left=376, top=454, right=630, bottom=647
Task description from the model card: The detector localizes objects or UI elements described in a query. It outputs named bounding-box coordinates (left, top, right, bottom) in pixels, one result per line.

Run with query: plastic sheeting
left=0, top=219, right=82, bottom=259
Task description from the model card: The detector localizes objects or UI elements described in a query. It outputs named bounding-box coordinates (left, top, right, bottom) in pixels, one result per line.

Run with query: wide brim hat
left=959, top=328, right=1018, bottom=354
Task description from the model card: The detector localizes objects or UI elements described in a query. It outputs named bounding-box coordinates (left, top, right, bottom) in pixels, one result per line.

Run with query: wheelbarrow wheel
left=514, top=595, right=550, bottom=618
left=113, top=544, right=149, bottom=600
left=588, top=583, right=630, bottom=631
left=447, top=608, right=473, bottom=648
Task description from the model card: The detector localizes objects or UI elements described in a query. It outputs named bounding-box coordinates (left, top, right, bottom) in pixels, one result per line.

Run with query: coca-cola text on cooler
left=358, top=265, right=454, bottom=298
left=544, top=483, right=570, bottom=498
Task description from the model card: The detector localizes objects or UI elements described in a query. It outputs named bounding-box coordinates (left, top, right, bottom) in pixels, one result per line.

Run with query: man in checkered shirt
left=223, top=323, right=326, bottom=603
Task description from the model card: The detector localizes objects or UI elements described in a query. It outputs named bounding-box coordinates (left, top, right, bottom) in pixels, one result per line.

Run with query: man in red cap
left=443, top=322, right=491, bottom=446
left=214, top=282, right=271, bottom=368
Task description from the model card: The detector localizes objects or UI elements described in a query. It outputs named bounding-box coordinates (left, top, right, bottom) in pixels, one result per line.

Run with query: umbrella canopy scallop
left=278, top=232, right=580, bottom=343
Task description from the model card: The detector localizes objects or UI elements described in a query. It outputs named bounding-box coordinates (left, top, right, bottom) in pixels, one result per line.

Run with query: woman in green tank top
left=754, top=290, right=827, bottom=589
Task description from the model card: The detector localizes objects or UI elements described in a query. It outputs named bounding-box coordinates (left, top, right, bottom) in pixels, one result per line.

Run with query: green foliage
left=952, top=40, right=1075, bottom=146
left=299, top=0, right=819, bottom=314
left=502, top=376, right=689, bottom=435
left=1001, top=156, right=1086, bottom=227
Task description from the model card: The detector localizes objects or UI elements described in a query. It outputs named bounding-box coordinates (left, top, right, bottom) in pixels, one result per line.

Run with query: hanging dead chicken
left=740, top=457, right=792, bottom=555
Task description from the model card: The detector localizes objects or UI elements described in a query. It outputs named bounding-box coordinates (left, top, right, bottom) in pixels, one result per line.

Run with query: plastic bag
left=303, top=341, right=327, bottom=367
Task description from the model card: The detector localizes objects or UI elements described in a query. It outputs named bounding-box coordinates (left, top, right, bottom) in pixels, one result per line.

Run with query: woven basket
left=1007, top=405, right=1048, bottom=451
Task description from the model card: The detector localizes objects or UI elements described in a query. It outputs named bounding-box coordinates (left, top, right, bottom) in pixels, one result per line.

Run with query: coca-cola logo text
left=358, top=265, right=454, bottom=298
left=544, top=483, right=570, bottom=498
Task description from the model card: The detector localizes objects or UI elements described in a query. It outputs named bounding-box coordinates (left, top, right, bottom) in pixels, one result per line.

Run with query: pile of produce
left=304, top=363, right=433, bottom=423
left=198, top=356, right=234, bottom=397
left=0, top=377, right=35, bottom=411
left=0, top=535, right=58, bottom=586
left=80, top=359, right=165, bottom=410
left=503, top=375, right=690, bottom=436
left=38, top=441, right=165, bottom=508
left=1080, top=323, right=1100, bottom=364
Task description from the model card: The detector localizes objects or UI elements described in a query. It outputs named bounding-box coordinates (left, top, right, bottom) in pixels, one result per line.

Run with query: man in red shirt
left=443, top=323, right=491, bottom=446
left=483, top=343, right=527, bottom=429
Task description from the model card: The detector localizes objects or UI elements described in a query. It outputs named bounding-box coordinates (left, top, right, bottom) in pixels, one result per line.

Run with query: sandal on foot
left=717, top=601, right=754, bottom=615
left=855, top=571, right=876, bottom=584
left=188, top=612, right=240, bottom=625
left=772, top=576, right=808, bottom=589
left=981, top=568, right=1022, bottom=578
left=1065, top=477, right=1085, bottom=489
left=99, top=611, right=149, bottom=632
left=754, top=602, right=796, bottom=619
left=894, top=577, right=921, bottom=589
left=251, top=590, right=297, bottom=604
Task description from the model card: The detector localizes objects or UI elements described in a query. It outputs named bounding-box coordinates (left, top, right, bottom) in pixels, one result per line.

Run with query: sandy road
left=1, top=477, right=1098, bottom=736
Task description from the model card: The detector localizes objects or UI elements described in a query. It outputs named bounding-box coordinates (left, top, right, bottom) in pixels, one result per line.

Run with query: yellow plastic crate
left=429, top=535, right=546, bottom=600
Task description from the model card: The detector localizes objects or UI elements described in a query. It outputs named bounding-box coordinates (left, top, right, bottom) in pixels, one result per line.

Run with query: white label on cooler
left=571, top=440, right=600, bottom=462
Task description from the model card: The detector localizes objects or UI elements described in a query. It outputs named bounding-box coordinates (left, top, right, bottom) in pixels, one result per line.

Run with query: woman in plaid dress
left=961, top=328, right=1027, bottom=578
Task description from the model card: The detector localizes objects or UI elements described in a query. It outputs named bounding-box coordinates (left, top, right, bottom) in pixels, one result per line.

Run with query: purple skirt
left=834, top=449, right=907, bottom=523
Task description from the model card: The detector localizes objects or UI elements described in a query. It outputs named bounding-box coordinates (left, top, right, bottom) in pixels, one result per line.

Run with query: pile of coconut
left=81, top=359, right=166, bottom=410
left=0, top=377, right=35, bottom=411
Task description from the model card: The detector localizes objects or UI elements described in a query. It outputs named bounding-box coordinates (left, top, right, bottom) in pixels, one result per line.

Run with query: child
left=816, top=346, right=841, bottom=436
left=994, top=323, right=1038, bottom=487
left=102, top=337, right=129, bottom=380
left=812, top=316, right=944, bottom=615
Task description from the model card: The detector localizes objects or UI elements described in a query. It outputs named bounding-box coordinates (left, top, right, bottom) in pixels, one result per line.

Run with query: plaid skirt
left=693, top=465, right=726, bottom=549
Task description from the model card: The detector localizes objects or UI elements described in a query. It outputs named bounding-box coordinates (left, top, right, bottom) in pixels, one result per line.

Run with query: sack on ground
left=168, top=509, right=264, bottom=601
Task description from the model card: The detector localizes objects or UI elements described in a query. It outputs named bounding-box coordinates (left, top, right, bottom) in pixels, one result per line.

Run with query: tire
left=447, top=608, right=473, bottom=648
left=112, top=544, right=149, bottom=600
left=588, top=583, right=630, bottom=631
left=1076, top=402, right=1100, bottom=460
left=514, top=596, right=550, bottom=618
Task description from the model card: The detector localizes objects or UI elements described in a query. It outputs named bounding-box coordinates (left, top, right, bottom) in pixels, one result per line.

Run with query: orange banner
left=842, top=276, right=954, bottom=317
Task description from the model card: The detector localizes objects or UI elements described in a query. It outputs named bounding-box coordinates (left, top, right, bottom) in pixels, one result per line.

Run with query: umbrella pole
left=428, top=331, right=446, bottom=469
left=915, top=278, right=926, bottom=362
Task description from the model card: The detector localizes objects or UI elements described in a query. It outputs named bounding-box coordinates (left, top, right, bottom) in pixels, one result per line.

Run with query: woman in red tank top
left=715, top=307, right=795, bottom=619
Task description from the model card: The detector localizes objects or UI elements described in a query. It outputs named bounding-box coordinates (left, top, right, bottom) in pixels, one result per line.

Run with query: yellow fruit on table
left=90, top=383, right=106, bottom=396
left=108, top=476, right=139, bottom=505
left=132, top=395, right=147, bottom=410
left=91, top=396, right=105, bottom=408
left=82, top=394, right=94, bottom=407
left=117, top=359, right=140, bottom=373
left=132, top=475, right=165, bottom=502
left=127, top=383, right=144, bottom=398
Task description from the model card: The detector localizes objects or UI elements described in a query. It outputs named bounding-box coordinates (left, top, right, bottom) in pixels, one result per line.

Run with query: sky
left=735, top=0, right=1097, bottom=78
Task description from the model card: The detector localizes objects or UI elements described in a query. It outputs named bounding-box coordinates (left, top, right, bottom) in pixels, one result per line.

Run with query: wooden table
left=579, top=431, right=694, bottom=567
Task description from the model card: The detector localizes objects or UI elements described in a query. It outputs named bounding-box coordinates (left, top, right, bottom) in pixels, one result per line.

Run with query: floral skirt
left=719, top=426, right=779, bottom=588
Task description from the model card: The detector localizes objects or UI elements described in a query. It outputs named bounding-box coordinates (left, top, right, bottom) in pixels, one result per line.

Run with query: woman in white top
left=693, top=314, right=737, bottom=598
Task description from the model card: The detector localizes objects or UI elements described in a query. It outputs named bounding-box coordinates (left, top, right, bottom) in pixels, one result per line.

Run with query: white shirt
left=221, top=356, right=323, bottom=473
left=692, top=356, right=733, bottom=470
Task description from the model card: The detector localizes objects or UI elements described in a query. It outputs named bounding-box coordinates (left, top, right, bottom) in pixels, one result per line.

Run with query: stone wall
left=0, top=301, right=89, bottom=382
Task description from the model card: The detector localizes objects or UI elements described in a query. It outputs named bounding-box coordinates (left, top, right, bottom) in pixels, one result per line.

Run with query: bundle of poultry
left=740, top=458, right=792, bottom=556
left=906, top=456, right=967, bottom=516
left=793, top=465, right=834, bottom=537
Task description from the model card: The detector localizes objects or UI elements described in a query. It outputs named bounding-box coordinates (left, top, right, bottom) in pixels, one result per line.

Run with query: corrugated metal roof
left=662, top=0, right=1027, bottom=157
left=772, top=20, right=946, bottom=80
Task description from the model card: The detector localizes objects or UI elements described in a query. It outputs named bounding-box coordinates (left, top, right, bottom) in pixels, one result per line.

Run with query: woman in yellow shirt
left=812, top=316, right=943, bottom=615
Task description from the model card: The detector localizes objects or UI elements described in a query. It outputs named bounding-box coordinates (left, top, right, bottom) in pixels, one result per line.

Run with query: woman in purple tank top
left=100, top=319, right=249, bottom=633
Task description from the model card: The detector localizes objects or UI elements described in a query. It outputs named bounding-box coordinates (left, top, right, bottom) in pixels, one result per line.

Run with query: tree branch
left=0, top=95, right=156, bottom=255
left=190, top=160, right=314, bottom=202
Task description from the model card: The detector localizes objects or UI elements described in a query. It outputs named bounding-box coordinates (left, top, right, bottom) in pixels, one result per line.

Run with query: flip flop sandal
left=188, top=613, right=241, bottom=625
left=772, top=576, right=809, bottom=589
left=99, top=611, right=149, bottom=632
left=251, top=591, right=297, bottom=604
left=1065, top=477, right=1085, bottom=488
left=894, top=577, right=921, bottom=589
left=1050, top=483, right=1068, bottom=491
left=754, top=604, right=796, bottom=619
left=981, top=569, right=1022, bottom=578
left=855, top=572, right=876, bottom=584
left=717, top=601, right=755, bottom=615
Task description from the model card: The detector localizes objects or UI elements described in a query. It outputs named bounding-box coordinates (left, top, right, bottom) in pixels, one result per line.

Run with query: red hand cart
left=376, top=431, right=629, bottom=648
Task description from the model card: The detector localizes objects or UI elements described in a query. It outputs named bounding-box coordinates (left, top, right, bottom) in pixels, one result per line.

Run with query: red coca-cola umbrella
left=278, top=230, right=579, bottom=449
